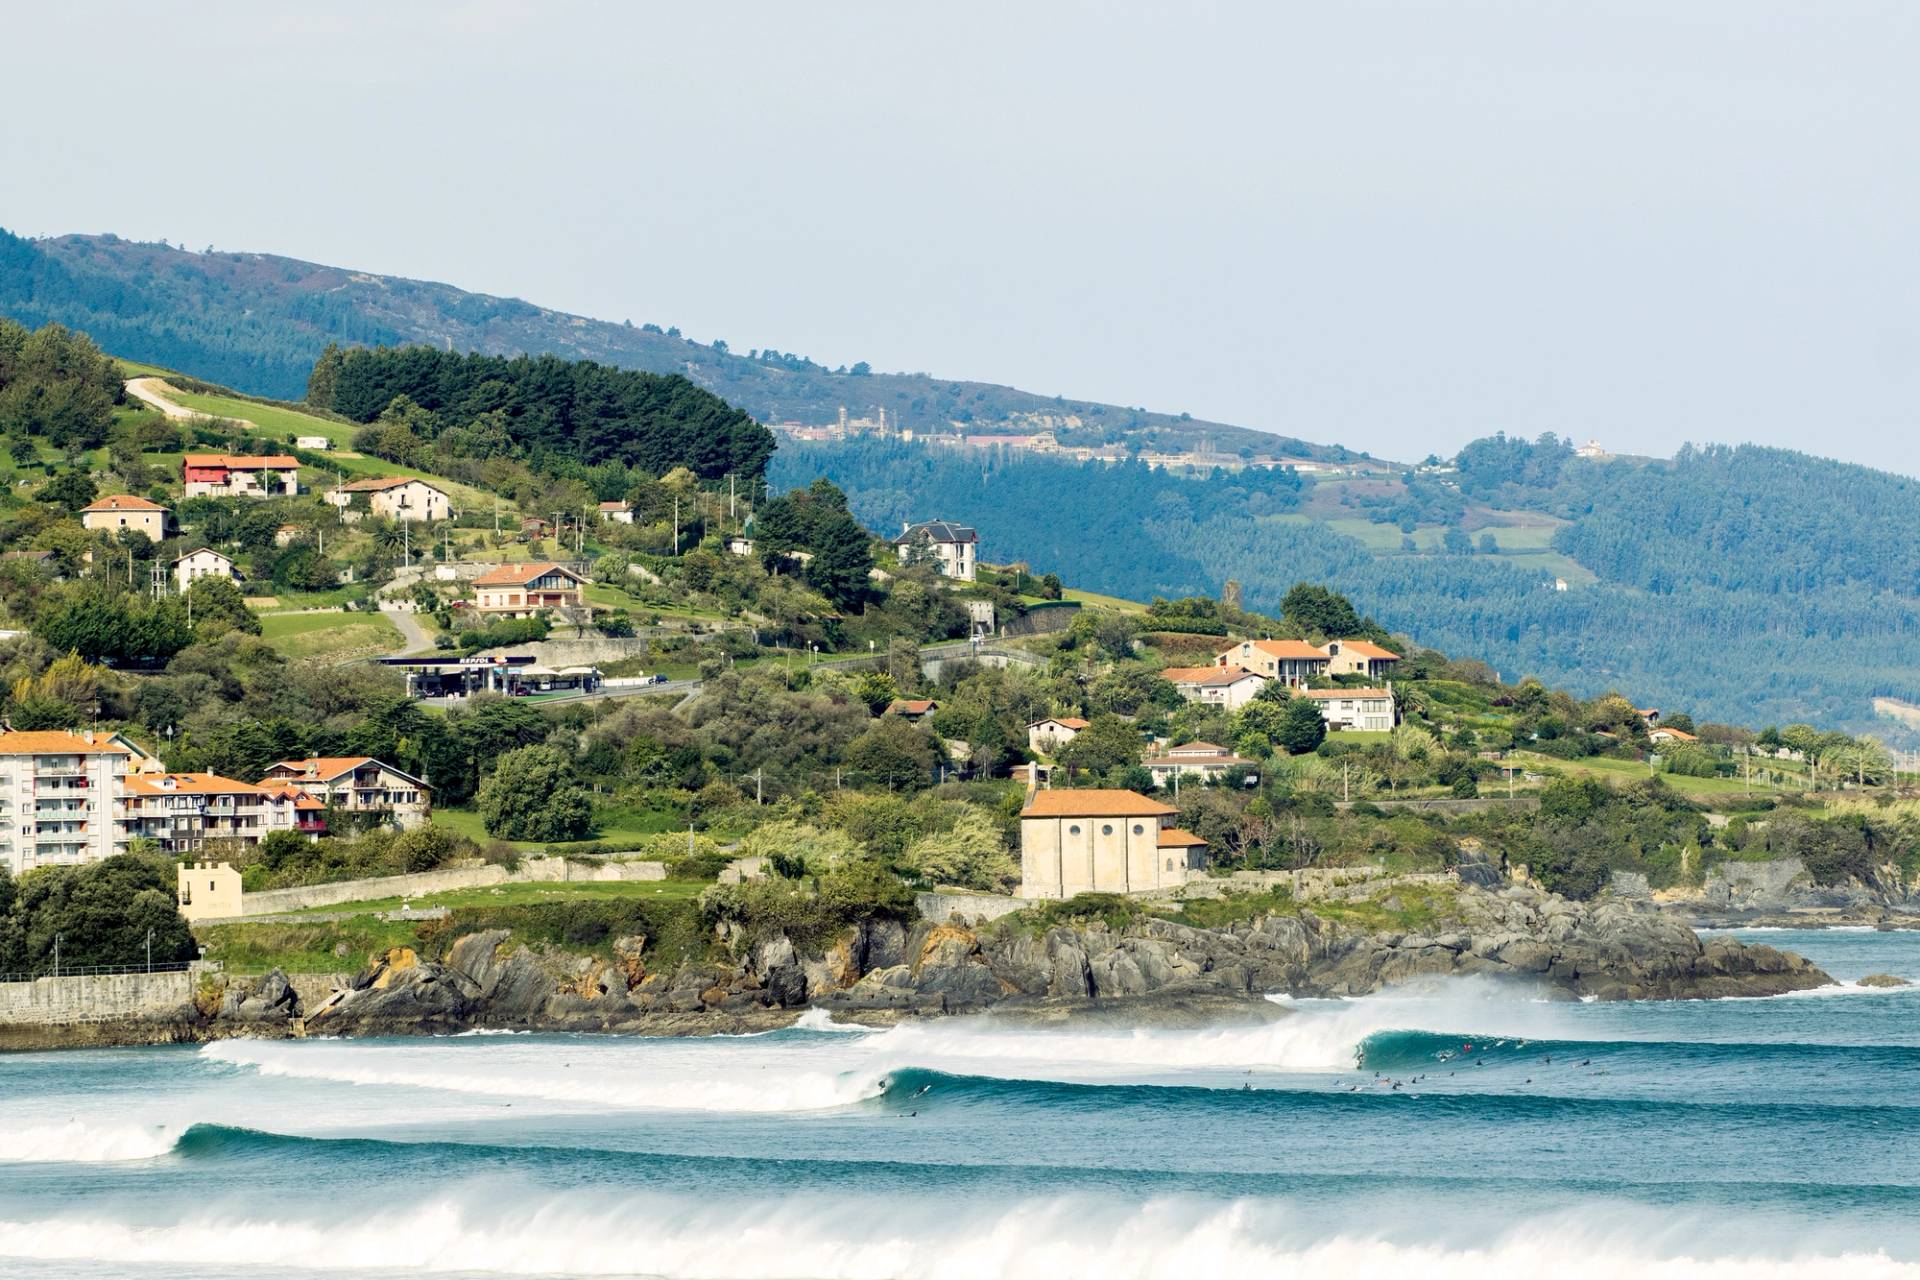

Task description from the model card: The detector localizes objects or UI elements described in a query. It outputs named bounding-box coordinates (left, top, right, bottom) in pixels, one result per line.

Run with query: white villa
left=892, top=520, right=978, bottom=582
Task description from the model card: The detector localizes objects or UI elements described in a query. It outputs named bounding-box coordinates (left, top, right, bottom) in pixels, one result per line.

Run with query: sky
left=4, top=1, right=1918, bottom=471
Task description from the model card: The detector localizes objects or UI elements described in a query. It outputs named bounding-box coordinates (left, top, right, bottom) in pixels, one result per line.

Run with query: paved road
left=381, top=607, right=432, bottom=655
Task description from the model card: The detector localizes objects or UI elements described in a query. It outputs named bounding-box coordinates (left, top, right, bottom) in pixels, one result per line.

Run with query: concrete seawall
left=0, top=968, right=202, bottom=1026
left=211, top=856, right=669, bottom=920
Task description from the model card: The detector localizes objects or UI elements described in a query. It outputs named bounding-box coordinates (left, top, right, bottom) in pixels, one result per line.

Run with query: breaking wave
left=0, top=1190, right=1912, bottom=1278
left=0, top=1120, right=183, bottom=1164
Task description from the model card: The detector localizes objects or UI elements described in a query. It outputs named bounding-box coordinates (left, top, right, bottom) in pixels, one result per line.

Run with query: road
left=124, top=377, right=258, bottom=426
left=380, top=606, right=432, bottom=656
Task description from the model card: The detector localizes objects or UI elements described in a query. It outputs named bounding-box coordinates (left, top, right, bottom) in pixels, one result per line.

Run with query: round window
left=1101, top=824, right=1114, bottom=836
left=1132, top=824, right=1145, bottom=835
left=1068, top=824, right=1081, bottom=836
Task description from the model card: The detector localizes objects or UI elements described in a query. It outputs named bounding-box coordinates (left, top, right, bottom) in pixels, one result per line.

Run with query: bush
left=478, top=746, right=594, bottom=842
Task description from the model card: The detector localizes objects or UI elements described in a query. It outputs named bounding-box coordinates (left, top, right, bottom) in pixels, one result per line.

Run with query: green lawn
left=259, top=610, right=400, bottom=660
left=1326, top=729, right=1393, bottom=743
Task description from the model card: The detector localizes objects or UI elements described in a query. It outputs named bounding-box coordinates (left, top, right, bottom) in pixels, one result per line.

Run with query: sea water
left=1, top=927, right=1916, bottom=1278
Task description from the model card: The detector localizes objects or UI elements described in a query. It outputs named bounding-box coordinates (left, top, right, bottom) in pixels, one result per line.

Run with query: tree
left=899, top=811, right=1018, bottom=891
left=1274, top=696, right=1327, bottom=755
left=478, top=745, right=594, bottom=841
left=187, top=577, right=261, bottom=638
left=1280, top=583, right=1363, bottom=637
left=1056, top=715, right=1143, bottom=777
left=7, top=853, right=196, bottom=971
left=40, top=469, right=97, bottom=513
left=844, top=717, right=938, bottom=789
left=9, top=651, right=106, bottom=729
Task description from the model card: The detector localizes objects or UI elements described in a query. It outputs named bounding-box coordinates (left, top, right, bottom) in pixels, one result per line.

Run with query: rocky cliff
left=234, top=882, right=1831, bottom=1040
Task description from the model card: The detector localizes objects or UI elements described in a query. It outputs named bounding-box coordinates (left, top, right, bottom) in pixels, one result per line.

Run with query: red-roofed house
left=1217, top=639, right=1329, bottom=687
left=81, top=494, right=170, bottom=540
left=183, top=454, right=299, bottom=498
left=1028, top=716, right=1090, bottom=754
left=1162, top=664, right=1269, bottom=709
left=258, top=757, right=432, bottom=829
left=326, top=476, right=450, bottom=522
left=470, top=563, right=588, bottom=617
left=885, top=698, right=939, bottom=723
left=1321, top=639, right=1401, bottom=680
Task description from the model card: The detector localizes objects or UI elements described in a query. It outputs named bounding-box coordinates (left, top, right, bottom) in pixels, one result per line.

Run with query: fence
left=0, top=960, right=195, bottom=985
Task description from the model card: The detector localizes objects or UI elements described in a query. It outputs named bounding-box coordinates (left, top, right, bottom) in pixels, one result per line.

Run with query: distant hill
left=778, top=436, right=1920, bottom=740
left=0, top=229, right=1344, bottom=461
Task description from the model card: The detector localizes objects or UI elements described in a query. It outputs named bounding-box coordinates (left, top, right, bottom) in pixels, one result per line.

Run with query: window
left=1165, top=858, right=1174, bottom=871
left=1132, top=824, right=1145, bottom=835
left=1101, top=824, right=1113, bottom=836
left=1068, top=824, right=1081, bottom=835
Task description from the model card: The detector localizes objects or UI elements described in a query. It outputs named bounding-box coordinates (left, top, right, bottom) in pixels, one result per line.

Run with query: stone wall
left=0, top=967, right=203, bottom=1026
left=916, top=891, right=1031, bottom=924
left=211, top=856, right=668, bottom=920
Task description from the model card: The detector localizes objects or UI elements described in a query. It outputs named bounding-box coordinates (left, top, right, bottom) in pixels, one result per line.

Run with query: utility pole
left=52, top=933, right=61, bottom=979
left=673, top=495, right=681, bottom=555
left=1343, top=760, right=1350, bottom=804
left=145, top=927, right=153, bottom=974
left=729, top=473, right=736, bottom=523
left=754, top=769, right=763, bottom=805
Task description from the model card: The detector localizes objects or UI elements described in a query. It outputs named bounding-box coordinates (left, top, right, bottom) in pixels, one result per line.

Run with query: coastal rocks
left=217, top=970, right=301, bottom=1023
left=1857, top=973, right=1911, bottom=988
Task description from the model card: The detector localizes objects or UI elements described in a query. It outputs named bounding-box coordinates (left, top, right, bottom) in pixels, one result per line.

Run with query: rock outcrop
left=277, top=881, right=1832, bottom=1039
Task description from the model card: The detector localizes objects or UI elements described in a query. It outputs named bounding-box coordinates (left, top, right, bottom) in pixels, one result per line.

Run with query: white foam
left=790, top=1007, right=869, bottom=1033
left=0, top=1193, right=1911, bottom=1279
left=199, top=1038, right=889, bottom=1113
left=0, top=1121, right=181, bottom=1164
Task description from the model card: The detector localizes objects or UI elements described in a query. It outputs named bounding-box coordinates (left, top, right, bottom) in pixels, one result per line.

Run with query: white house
left=172, top=548, right=238, bottom=592
left=1027, top=716, right=1089, bottom=754
left=1216, top=640, right=1329, bottom=687
left=1142, top=741, right=1256, bottom=787
left=893, top=520, right=978, bottom=582
left=598, top=500, right=634, bottom=523
left=1162, top=664, right=1268, bottom=709
left=1301, top=686, right=1396, bottom=732
left=258, top=756, right=433, bottom=830
left=295, top=435, right=332, bottom=451
left=183, top=453, right=300, bottom=498
left=470, top=563, right=589, bottom=617
left=0, top=730, right=136, bottom=875
left=328, top=476, right=450, bottom=522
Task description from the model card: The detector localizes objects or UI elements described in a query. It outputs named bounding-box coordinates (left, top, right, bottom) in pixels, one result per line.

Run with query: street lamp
left=145, top=927, right=154, bottom=974
left=52, top=932, right=62, bottom=979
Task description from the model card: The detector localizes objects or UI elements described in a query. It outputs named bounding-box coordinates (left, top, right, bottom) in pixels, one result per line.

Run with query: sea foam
left=0, top=1191, right=1912, bottom=1279
left=0, top=1120, right=182, bottom=1164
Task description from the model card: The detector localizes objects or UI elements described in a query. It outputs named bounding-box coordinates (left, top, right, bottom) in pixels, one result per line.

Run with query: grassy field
left=166, top=388, right=358, bottom=446
left=259, top=610, right=400, bottom=660
left=278, top=878, right=711, bottom=918
left=1510, top=750, right=1793, bottom=798
left=1060, top=588, right=1145, bottom=612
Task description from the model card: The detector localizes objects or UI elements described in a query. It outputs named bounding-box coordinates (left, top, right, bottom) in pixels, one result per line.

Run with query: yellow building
left=176, top=861, right=243, bottom=922
left=1018, top=782, right=1205, bottom=898
left=81, top=494, right=170, bottom=540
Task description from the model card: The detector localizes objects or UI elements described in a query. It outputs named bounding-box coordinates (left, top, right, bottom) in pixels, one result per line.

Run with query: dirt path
left=124, top=377, right=256, bottom=426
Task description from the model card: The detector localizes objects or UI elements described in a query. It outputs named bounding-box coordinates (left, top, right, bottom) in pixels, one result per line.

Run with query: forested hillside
left=312, top=344, right=773, bottom=482
left=777, top=439, right=1920, bottom=737
left=0, top=230, right=1336, bottom=458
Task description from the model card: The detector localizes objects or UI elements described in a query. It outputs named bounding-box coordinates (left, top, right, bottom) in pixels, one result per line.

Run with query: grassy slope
left=259, top=610, right=400, bottom=660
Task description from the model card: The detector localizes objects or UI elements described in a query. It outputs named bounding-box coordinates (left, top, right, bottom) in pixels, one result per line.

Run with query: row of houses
left=1162, top=637, right=1403, bottom=731
left=0, top=730, right=430, bottom=878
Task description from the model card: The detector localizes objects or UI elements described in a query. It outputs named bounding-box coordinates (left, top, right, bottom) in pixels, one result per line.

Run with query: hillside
left=0, top=229, right=1342, bottom=461
left=775, top=437, right=1920, bottom=740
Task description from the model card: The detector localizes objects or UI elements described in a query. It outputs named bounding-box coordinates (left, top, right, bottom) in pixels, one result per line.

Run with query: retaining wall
left=916, top=891, right=1031, bottom=923
left=0, top=967, right=203, bottom=1026
left=217, top=856, right=668, bottom=919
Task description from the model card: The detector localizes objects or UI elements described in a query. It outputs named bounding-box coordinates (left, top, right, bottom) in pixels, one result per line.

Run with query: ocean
left=1, top=927, right=1916, bottom=1279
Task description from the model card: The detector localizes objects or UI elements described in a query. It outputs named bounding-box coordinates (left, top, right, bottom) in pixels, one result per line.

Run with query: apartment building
left=0, top=730, right=135, bottom=877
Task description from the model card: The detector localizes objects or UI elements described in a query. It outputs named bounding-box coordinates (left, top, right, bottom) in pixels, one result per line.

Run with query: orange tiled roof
left=338, top=476, right=435, bottom=493
left=1157, top=827, right=1209, bottom=848
left=267, top=756, right=377, bottom=782
left=83, top=494, right=169, bottom=512
left=1652, top=727, right=1698, bottom=742
left=1331, top=639, right=1400, bottom=660
left=184, top=453, right=300, bottom=469
left=1031, top=716, right=1090, bottom=730
left=887, top=699, right=938, bottom=715
left=1233, top=640, right=1328, bottom=660
left=0, top=730, right=131, bottom=755
left=473, top=562, right=582, bottom=587
left=1021, top=789, right=1178, bottom=819
left=124, top=772, right=262, bottom=796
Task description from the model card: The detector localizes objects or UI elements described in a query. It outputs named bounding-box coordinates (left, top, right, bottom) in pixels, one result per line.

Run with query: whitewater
left=1, top=926, right=1916, bottom=1279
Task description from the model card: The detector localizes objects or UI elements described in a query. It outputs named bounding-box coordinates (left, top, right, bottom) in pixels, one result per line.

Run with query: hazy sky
left=6, top=2, right=1918, bottom=470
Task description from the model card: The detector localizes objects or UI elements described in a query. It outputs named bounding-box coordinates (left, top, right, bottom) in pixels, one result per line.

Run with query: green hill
left=0, top=228, right=1341, bottom=461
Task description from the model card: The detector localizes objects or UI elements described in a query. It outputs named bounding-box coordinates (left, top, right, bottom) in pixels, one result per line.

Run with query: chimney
left=81, top=730, right=95, bottom=744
